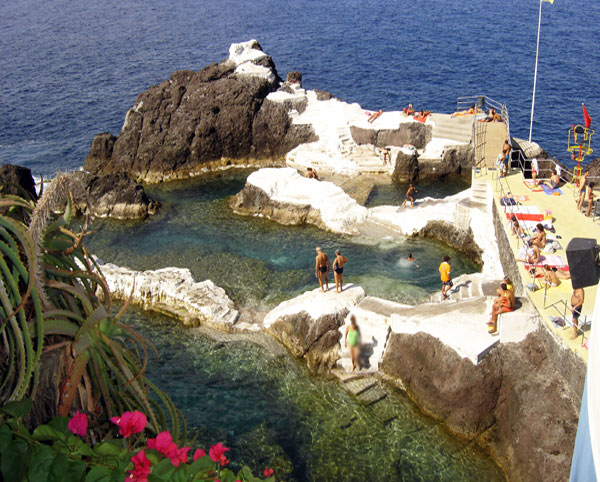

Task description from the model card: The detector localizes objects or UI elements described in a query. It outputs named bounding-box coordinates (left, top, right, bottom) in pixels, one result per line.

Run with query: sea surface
left=2, top=0, right=600, bottom=175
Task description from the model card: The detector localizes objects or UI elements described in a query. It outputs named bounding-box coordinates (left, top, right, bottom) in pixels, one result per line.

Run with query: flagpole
left=529, top=0, right=543, bottom=142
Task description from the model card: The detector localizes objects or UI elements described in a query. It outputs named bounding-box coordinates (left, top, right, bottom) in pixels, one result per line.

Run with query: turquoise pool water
left=87, top=170, right=478, bottom=309
left=365, top=178, right=471, bottom=208
left=124, top=307, right=504, bottom=481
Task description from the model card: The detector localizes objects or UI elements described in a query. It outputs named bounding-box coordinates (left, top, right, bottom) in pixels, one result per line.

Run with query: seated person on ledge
left=403, top=103, right=415, bottom=116
left=544, top=172, right=561, bottom=190
left=509, top=215, right=525, bottom=238
left=305, top=167, right=319, bottom=180
left=517, top=241, right=540, bottom=265
left=488, top=282, right=513, bottom=334
left=368, top=109, right=383, bottom=123
left=480, top=108, right=502, bottom=122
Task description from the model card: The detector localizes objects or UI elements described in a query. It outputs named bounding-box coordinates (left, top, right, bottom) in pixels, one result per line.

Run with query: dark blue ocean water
left=1, top=0, right=599, bottom=176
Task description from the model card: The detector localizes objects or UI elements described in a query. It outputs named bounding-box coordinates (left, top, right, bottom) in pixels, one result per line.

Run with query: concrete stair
left=336, top=126, right=357, bottom=156
left=428, top=273, right=502, bottom=304
left=337, top=306, right=392, bottom=373
left=470, top=180, right=489, bottom=205
left=430, top=113, right=473, bottom=144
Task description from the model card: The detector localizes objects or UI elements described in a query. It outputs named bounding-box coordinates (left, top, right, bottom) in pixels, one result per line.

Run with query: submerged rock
left=96, top=261, right=239, bottom=330
left=85, top=40, right=315, bottom=183
left=263, top=284, right=366, bottom=374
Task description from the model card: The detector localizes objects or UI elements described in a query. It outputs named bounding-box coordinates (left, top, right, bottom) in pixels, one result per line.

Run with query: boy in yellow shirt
left=439, top=255, right=452, bottom=300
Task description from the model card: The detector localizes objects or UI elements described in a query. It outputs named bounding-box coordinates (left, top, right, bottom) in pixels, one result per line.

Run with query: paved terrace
left=481, top=167, right=599, bottom=363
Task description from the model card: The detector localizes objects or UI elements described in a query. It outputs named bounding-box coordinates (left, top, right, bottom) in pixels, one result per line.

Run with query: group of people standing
left=314, top=247, right=348, bottom=293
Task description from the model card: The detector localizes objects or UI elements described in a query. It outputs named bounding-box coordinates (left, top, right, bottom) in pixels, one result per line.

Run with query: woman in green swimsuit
left=344, top=315, right=361, bottom=371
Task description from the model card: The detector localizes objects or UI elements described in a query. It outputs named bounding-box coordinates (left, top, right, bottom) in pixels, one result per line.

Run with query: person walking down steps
left=439, top=255, right=452, bottom=300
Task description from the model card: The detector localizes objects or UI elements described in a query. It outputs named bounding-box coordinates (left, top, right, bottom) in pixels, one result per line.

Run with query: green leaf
left=27, top=445, right=55, bottom=482
left=73, top=440, right=95, bottom=457
left=85, top=466, right=111, bottom=482
left=0, top=399, right=33, bottom=419
left=219, top=468, right=238, bottom=482
left=0, top=423, right=12, bottom=452
left=48, top=416, right=70, bottom=436
left=1, top=438, right=30, bottom=482
left=168, top=465, right=190, bottom=482
left=151, top=457, right=176, bottom=478
left=93, top=440, right=127, bottom=457
left=109, top=466, right=126, bottom=482
left=47, top=453, right=68, bottom=482
left=32, top=423, right=65, bottom=442
left=188, top=455, right=214, bottom=474
left=237, top=465, right=261, bottom=482
left=64, top=459, right=87, bottom=482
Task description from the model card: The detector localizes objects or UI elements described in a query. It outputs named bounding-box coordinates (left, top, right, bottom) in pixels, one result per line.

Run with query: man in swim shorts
left=402, top=184, right=418, bottom=208
left=544, top=172, right=560, bottom=190
left=439, top=255, right=452, bottom=300
left=314, top=247, right=330, bottom=292
left=501, top=139, right=511, bottom=176
left=570, top=288, right=584, bottom=339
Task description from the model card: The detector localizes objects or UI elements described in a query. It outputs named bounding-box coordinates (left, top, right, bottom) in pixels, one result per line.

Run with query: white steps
left=430, top=113, right=473, bottom=144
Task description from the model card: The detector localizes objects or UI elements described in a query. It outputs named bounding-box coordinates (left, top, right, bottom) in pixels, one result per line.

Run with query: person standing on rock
left=314, top=247, right=330, bottom=292
left=345, top=314, right=361, bottom=372
left=402, top=184, right=418, bottom=208
left=333, top=249, right=348, bottom=293
left=306, top=167, right=319, bottom=180
left=439, top=255, right=452, bottom=300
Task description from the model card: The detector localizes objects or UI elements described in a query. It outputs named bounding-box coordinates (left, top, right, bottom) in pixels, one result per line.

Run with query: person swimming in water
left=332, top=249, right=348, bottom=293
left=344, top=314, right=361, bottom=371
left=314, top=247, right=330, bottom=292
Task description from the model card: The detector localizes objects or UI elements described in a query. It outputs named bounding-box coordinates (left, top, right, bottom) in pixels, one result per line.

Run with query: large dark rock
left=267, top=311, right=344, bottom=374
left=381, top=330, right=580, bottom=482
left=350, top=122, right=432, bottom=149
left=418, top=144, right=474, bottom=180
left=85, top=45, right=315, bottom=183
left=73, top=172, right=159, bottom=219
left=381, top=332, right=501, bottom=438
left=416, top=220, right=483, bottom=265
left=0, top=163, right=37, bottom=201
left=391, top=150, right=419, bottom=182
left=84, top=133, right=117, bottom=175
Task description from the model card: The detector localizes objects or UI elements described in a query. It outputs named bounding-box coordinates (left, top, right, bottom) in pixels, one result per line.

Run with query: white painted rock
left=264, top=284, right=366, bottom=373
left=97, top=261, right=239, bottom=330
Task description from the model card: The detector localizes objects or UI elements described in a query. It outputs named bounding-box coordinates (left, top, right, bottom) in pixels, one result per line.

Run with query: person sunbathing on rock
left=305, top=167, right=319, bottom=180
left=451, top=104, right=475, bottom=117
left=531, top=264, right=570, bottom=287
left=403, top=103, right=415, bottom=116
left=517, top=242, right=540, bottom=265
left=414, top=110, right=432, bottom=122
left=367, top=109, right=383, bottom=123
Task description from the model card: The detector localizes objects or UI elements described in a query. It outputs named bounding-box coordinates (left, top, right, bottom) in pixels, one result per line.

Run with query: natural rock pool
left=87, top=170, right=477, bottom=308
left=87, top=170, right=503, bottom=480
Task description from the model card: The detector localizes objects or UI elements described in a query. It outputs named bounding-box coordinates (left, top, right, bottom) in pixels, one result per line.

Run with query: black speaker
left=566, top=238, right=600, bottom=289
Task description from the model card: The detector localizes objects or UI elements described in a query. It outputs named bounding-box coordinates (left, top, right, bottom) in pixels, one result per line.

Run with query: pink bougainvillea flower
left=193, top=448, right=206, bottom=461
left=127, top=449, right=151, bottom=482
left=209, top=442, right=230, bottom=466
left=110, top=410, right=147, bottom=438
left=169, top=446, right=190, bottom=467
left=264, top=467, right=274, bottom=477
left=147, top=431, right=178, bottom=458
left=67, top=411, right=88, bottom=437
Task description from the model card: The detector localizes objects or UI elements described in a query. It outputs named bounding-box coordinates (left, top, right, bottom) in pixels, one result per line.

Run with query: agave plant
left=0, top=175, right=183, bottom=440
